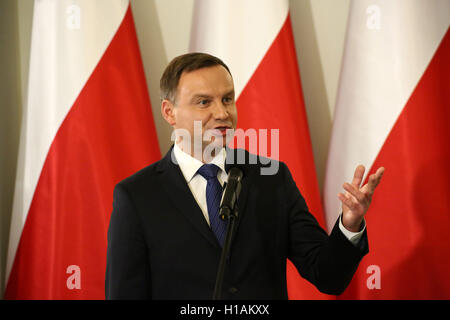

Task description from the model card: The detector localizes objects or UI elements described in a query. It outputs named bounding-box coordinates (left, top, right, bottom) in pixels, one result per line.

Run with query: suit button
left=229, top=287, right=238, bottom=294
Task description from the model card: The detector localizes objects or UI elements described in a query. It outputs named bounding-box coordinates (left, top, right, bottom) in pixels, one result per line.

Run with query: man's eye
left=223, top=97, right=233, bottom=104
left=199, top=99, right=210, bottom=105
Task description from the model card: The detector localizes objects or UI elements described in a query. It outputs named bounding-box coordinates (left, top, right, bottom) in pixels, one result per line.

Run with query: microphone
left=219, top=167, right=243, bottom=220
left=213, top=167, right=243, bottom=300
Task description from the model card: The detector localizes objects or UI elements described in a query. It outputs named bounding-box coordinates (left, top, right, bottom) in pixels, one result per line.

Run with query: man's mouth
left=213, top=126, right=233, bottom=135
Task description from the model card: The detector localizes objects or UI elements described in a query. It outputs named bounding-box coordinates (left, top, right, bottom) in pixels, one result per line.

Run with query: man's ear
left=161, top=99, right=176, bottom=126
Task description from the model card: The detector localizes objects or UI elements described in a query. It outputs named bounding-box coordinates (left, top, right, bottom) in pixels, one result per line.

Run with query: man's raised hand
left=338, top=165, right=385, bottom=232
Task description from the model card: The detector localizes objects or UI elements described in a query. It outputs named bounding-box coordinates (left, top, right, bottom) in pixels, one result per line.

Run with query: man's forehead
left=178, top=66, right=235, bottom=96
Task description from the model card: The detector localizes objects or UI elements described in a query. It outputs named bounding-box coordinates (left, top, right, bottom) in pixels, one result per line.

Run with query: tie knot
left=197, top=164, right=220, bottom=180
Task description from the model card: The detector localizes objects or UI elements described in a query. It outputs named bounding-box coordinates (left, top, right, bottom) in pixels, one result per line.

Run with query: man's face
left=162, top=65, right=237, bottom=155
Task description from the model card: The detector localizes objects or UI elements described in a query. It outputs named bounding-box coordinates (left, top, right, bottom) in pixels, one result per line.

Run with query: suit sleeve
left=105, top=183, right=152, bottom=299
left=282, top=163, right=369, bottom=295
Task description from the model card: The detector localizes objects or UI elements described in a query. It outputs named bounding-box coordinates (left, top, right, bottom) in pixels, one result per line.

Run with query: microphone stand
left=212, top=197, right=238, bottom=300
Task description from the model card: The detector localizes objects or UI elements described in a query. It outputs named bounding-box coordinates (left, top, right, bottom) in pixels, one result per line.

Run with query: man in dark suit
left=105, top=52, right=384, bottom=299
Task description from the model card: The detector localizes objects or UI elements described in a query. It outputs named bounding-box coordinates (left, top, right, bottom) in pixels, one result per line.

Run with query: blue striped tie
left=197, top=164, right=226, bottom=247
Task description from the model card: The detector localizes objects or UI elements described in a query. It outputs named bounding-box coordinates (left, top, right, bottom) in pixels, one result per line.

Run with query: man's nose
left=212, top=101, right=229, bottom=119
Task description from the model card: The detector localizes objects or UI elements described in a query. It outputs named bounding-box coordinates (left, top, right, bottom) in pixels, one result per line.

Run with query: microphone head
left=228, top=167, right=243, bottom=182
left=219, top=167, right=243, bottom=220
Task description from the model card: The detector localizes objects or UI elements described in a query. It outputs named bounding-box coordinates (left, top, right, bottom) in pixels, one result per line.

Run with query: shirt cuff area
left=338, top=214, right=366, bottom=246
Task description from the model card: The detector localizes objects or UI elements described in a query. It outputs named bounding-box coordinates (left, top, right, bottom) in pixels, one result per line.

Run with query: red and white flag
left=324, top=0, right=450, bottom=299
left=190, top=0, right=329, bottom=299
left=5, top=0, right=160, bottom=299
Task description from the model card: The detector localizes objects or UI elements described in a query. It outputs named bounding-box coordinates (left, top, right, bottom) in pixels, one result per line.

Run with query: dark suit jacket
left=105, top=147, right=368, bottom=299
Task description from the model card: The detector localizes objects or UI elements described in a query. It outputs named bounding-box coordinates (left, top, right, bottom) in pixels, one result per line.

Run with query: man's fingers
left=367, top=167, right=385, bottom=193
left=376, top=167, right=385, bottom=179
left=338, top=192, right=358, bottom=210
left=352, top=165, right=365, bottom=187
left=343, top=182, right=366, bottom=203
left=341, top=166, right=384, bottom=210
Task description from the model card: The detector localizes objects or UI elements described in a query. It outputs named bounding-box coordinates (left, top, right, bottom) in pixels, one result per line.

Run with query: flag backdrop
left=5, top=0, right=160, bottom=299
left=190, top=0, right=329, bottom=299
left=324, top=0, right=450, bottom=299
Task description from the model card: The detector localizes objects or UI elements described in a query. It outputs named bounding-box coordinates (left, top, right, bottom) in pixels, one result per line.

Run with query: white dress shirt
left=173, top=143, right=365, bottom=245
left=173, top=143, right=228, bottom=226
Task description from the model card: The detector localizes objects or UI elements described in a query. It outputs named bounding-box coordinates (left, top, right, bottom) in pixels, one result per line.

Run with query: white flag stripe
left=324, top=0, right=450, bottom=230
left=6, top=0, right=129, bottom=285
left=189, top=0, right=288, bottom=98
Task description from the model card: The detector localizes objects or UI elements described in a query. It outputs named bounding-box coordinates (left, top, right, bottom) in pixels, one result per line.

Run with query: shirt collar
left=173, top=143, right=227, bottom=183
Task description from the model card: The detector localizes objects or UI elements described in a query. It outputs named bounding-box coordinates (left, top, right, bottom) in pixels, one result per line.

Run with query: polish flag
left=324, top=0, right=450, bottom=299
left=190, top=0, right=329, bottom=299
left=4, top=0, right=160, bottom=299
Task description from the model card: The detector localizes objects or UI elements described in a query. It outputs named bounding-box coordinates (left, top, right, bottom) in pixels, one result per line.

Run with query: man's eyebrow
left=190, top=90, right=235, bottom=102
left=223, top=90, right=235, bottom=97
left=190, top=94, right=213, bottom=102
left=192, top=93, right=213, bottom=99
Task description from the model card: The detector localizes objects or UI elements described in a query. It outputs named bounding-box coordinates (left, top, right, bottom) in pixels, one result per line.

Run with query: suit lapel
left=157, top=147, right=253, bottom=250
left=158, top=147, right=221, bottom=249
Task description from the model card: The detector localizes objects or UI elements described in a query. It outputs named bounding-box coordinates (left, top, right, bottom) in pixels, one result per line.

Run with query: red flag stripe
left=5, top=6, right=160, bottom=299
left=339, top=28, right=450, bottom=299
left=236, top=14, right=329, bottom=300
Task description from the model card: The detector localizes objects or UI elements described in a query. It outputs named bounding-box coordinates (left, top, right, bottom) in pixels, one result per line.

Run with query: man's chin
left=199, top=138, right=226, bottom=160
left=211, top=135, right=232, bottom=148
left=203, top=140, right=225, bottom=152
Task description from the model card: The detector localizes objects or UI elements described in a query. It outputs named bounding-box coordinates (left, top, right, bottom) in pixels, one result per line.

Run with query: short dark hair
left=160, top=52, right=232, bottom=103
